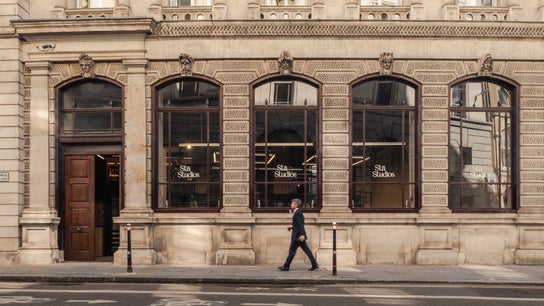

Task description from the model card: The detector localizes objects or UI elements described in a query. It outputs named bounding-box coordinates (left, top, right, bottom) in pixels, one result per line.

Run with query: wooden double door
left=64, top=153, right=120, bottom=261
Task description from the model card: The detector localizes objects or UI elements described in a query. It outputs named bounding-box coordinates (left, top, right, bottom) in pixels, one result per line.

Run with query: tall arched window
left=351, top=77, right=418, bottom=210
left=252, top=78, right=319, bottom=210
left=449, top=78, right=515, bottom=210
left=60, top=80, right=122, bottom=136
left=154, top=79, right=221, bottom=210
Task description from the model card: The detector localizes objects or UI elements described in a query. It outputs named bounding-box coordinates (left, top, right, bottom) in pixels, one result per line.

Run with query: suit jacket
left=291, top=208, right=307, bottom=242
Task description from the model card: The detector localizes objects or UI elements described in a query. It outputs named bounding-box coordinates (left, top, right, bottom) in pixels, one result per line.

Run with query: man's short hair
left=291, top=198, right=302, bottom=207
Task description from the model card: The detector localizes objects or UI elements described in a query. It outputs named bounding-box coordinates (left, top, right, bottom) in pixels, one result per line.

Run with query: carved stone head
left=278, top=51, right=293, bottom=75
left=379, top=52, right=394, bottom=75
left=179, top=53, right=195, bottom=76
left=79, top=54, right=95, bottom=78
left=479, top=54, right=493, bottom=76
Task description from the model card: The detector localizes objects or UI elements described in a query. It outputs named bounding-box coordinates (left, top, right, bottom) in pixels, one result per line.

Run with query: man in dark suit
left=278, top=198, right=319, bottom=271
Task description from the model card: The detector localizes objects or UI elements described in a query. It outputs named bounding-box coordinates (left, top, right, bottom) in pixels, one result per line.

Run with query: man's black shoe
left=308, top=265, right=319, bottom=271
left=278, top=266, right=289, bottom=271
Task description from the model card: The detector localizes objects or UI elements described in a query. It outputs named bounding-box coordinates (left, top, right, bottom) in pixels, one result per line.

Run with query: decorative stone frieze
left=422, top=134, right=448, bottom=145
left=521, top=135, right=544, bottom=145
left=323, top=121, right=349, bottom=133
left=223, top=195, right=249, bottom=206
left=422, top=121, right=448, bottom=133
left=521, top=110, right=544, bottom=121
left=422, top=171, right=448, bottom=182
left=323, top=96, right=349, bottom=108
left=422, top=109, right=448, bottom=120
left=413, top=72, right=458, bottom=84
left=223, top=121, right=249, bottom=132
left=223, top=109, right=249, bottom=120
left=520, top=160, right=544, bottom=171
left=422, top=159, right=448, bottom=170
left=305, top=60, right=368, bottom=77
left=521, top=87, right=544, bottom=97
left=323, top=109, right=348, bottom=121
left=322, top=146, right=349, bottom=158
left=422, top=147, right=448, bottom=158
left=223, top=170, right=249, bottom=182
left=406, top=61, right=465, bottom=77
left=223, top=133, right=248, bottom=144
left=511, top=74, right=544, bottom=86
left=223, top=146, right=249, bottom=157
left=223, top=158, right=248, bottom=170
left=521, top=147, right=544, bottom=157
left=223, top=96, right=249, bottom=108
left=223, top=85, right=249, bottom=96
left=521, top=184, right=544, bottom=194
left=314, top=72, right=357, bottom=83
left=206, top=61, right=267, bottom=76
left=521, top=123, right=544, bottom=133
left=322, top=195, right=349, bottom=206
left=323, top=84, right=348, bottom=96
left=521, top=196, right=544, bottom=207
left=322, top=170, right=349, bottom=182
left=223, top=183, right=249, bottom=194
left=422, top=85, right=448, bottom=96
left=322, top=158, right=349, bottom=169
left=422, top=183, right=448, bottom=194
left=422, top=97, right=448, bottom=108
left=215, top=72, right=258, bottom=84
left=521, top=99, right=544, bottom=109
left=322, top=134, right=348, bottom=145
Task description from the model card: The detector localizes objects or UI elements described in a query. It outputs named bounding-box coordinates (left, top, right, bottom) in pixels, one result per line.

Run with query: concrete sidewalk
left=1, top=262, right=544, bottom=285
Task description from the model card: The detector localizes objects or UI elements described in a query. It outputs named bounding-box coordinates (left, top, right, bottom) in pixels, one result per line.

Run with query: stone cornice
left=11, top=17, right=155, bottom=38
left=154, top=20, right=544, bottom=39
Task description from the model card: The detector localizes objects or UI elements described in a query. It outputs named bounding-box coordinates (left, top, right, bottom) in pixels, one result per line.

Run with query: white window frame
left=78, top=0, right=116, bottom=9
left=458, top=0, right=494, bottom=6
left=170, top=0, right=212, bottom=6
left=361, top=0, right=402, bottom=6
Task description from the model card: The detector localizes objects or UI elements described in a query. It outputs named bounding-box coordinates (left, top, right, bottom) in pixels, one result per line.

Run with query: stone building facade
left=1, top=0, right=544, bottom=266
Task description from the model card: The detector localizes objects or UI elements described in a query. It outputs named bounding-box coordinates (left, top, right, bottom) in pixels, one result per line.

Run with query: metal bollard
left=127, top=223, right=133, bottom=273
left=332, top=222, right=337, bottom=276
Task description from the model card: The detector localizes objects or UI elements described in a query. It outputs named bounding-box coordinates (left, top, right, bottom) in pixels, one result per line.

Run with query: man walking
left=278, top=198, right=319, bottom=271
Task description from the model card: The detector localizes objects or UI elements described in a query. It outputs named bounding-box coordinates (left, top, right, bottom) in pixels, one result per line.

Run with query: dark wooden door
left=65, top=155, right=95, bottom=261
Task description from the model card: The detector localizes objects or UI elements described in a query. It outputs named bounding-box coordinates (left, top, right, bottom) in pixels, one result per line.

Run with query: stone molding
left=154, top=20, right=544, bottom=38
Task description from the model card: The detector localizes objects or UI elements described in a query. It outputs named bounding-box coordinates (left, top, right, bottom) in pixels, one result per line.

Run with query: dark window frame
left=152, top=76, right=222, bottom=212
left=350, top=75, right=420, bottom=212
left=448, top=76, right=518, bottom=212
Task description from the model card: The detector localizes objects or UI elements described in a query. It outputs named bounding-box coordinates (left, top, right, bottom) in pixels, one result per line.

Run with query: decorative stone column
left=18, top=61, right=61, bottom=264
left=114, top=59, right=156, bottom=265
left=416, top=84, right=458, bottom=265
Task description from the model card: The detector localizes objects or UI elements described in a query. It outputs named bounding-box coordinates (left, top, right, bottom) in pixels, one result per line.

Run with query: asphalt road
left=1, top=282, right=544, bottom=305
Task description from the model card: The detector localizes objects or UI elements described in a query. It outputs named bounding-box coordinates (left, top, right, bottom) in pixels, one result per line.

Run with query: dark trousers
left=283, top=240, right=318, bottom=268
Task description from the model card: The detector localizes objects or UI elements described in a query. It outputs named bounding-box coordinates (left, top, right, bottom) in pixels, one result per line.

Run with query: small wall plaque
left=0, top=172, right=8, bottom=182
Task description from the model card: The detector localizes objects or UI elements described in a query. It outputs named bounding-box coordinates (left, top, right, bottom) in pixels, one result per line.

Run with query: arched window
left=449, top=79, right=515, bottom=210
left=154, top=79, right=221, bottom=210
left=60, top=80, right=122, bottom=136
left=351, top=78, right=418, bottom=210
left=253, top=78, right=319, bottom=210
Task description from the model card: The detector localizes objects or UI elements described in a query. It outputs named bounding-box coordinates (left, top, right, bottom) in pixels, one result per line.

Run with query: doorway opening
left=94, top=154, right=120, bottom=261
left=63, top=152, right=121, bottom=262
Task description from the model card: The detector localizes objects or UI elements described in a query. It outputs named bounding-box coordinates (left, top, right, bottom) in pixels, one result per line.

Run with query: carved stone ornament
left=379, top=52, right=394, bottom=75
left=479, top=54, right=493, bottom=76
left=278, top=51, right=293, bottom=75
left=179, top=53, right=195, bottom=76
left=79, top=53, right=95, bottom=78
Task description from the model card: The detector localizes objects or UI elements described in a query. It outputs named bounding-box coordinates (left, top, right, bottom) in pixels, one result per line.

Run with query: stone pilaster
left=416, top=84, right=457, bottom=264
left=18, top=61, right=61, bottom=264
left=114, top=58, right=155, bottom=265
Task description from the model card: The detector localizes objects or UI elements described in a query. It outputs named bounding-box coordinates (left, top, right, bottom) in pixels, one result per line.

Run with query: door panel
left=65, top=155, right=95, bottom=261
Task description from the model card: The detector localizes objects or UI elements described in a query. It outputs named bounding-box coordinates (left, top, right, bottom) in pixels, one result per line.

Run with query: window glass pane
left=449, top=80, right=513, bottom=210
left=79, top=0, right=115, bottom=8
left=255, top=80, right=317, bottom=106
left=159, top=80, right=219, bottom=108
left=353, top=80, right=415, bottom=107
left=459, top=0, right=493, bottom=6
left=361, top=0, right=401, bottom=5
left=61, top=81, right=122, bottom=135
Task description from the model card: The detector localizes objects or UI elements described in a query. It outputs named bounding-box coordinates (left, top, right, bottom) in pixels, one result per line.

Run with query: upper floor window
left=263, top=0, right=308, bottom=6
left=449, top=79, right=515, bottom=210
left=458, top=0, right=493, bottom=6
left=170, top=0, right=212, bottom=6
left=78, top=0, right=115, bottom=8
left=253, top=78, right=319, bottom=210
left=60, top=80, right=122, bottom=136
left=154, top=79, right=221, bottom=210
left=351, top=78, right=417, bottom=210
left=361, top=0, right=402, bottom=5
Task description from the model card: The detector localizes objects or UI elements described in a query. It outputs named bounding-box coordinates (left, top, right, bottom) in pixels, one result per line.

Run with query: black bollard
left=127, top=223, right=132, bottom=273
left=332, top=222, right=337, bottom=276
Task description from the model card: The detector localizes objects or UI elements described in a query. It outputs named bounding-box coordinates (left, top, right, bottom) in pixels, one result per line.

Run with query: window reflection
left=351, top=79, right=417, bottom=210
left=254, top=79, right=318, bottom=209
left=449, top=80, right=513, bottom=210
left=61, top=81, right=122, bottom=135
left=156, top=80, right=220, bottom=209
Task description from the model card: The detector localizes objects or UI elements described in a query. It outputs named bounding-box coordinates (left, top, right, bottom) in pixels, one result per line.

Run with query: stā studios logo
left=372, top=164, right=396, bottom=178
left=178, top=164, right=200, bottom=179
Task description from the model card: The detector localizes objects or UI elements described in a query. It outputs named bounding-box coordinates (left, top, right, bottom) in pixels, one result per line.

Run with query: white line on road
left=1, top=288, right=544, bottom=303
